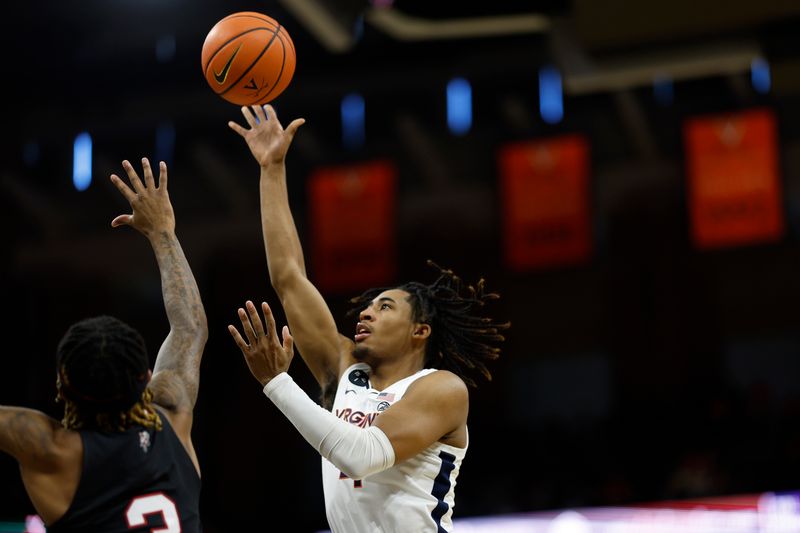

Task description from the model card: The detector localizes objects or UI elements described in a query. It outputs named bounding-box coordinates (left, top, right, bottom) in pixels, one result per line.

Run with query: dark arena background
left=2, top=1, right=800, bottom=531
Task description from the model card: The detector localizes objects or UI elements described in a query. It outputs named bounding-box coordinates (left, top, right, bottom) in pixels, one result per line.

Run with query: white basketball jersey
left=322, top=363, right=467, bottom=533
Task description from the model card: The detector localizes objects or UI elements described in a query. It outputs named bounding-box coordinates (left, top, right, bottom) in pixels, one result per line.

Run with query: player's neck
left=368, top=351, right=425, bottom=391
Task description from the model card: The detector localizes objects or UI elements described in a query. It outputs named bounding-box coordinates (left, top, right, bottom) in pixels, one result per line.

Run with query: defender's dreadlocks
left=60, top=388, right=162, bottom=432
left=348, top=260, right=509, bottom=387
left=56, top=316, right=161, bottom=432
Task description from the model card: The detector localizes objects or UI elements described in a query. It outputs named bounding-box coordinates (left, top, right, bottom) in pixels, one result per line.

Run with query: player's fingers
left=110, top=174, right=137, bottom=203
left=157, top=161, right=168, bottom=190
left=253, top=104, right=268, bottom=125
left=141, top=157, right=155, bottom=189
left=261, top=302, right=278, bottom=339
left=122, top=160, right=146, bottom=193
left=264, top=105, right=283, bottom=129
left=237, top=307, right=258, bottom=344
left=241, top=106, right=258, bottom=128
left=111, top=214, right=132, bottom=227
left=246, top=300, right=267, bottom=339
left=228, top=121, right=248, bottom=137
left=227, top=325, right=250, bottom=353
left=285, top=118, right=305, bottom=139
left=282, top=325, right=294, bottom=354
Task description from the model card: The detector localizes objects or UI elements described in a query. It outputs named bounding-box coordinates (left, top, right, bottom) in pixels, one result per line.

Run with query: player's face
left=353, top=289, right=420, bottom=360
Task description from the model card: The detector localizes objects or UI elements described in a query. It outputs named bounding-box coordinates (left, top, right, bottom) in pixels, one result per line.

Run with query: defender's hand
left=228, top=104, right=305, bottom=169
left=229, top=300, right=295, bottom=386
left=110, top=158, right=175, bottom=238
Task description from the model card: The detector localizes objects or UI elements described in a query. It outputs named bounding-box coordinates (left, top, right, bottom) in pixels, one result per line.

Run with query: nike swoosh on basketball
left=213, top=45, right=242, bottom=84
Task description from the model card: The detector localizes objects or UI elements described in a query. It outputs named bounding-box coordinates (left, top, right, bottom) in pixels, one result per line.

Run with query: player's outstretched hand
left=109, top=158, right=175, bottom=239
left=229, top=300, right=294, bottom=386
left=228, top=104, right=305, bottom=169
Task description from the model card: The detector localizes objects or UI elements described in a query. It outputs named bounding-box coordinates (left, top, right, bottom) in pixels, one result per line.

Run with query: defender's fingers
left=111, top=214, right=132, bottom=227
left=227, top=325, right=250, bottom=352
left=261, top=302, right=278, bottom=338
left=141, top=157, right=155, bottom=189
left=237, top=307, right=258, bottom=344
left=246, top=300, right=267, bottom=339
left=122, top=160, right=146, bottom=193
left=282, top=325, right=294, bottom=354
left=241, top=106, right=258, bottom=128
left=157, top=161, right=168, bottom=190
left=110, top=174, right=137, bottom=203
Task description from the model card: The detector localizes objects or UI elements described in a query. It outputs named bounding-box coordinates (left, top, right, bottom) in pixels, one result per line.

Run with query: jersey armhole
left=154, top=408, right=201, bottom=480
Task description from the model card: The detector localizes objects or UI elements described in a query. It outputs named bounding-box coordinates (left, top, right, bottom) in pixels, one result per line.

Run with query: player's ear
left=146, top=369, right=153, bottom=383
left=413, top=323, right=431, bottom=340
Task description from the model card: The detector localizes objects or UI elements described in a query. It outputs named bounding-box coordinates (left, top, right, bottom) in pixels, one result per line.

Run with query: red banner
left=308, top=161, right=396, bottom=294
left=499, top=135, right=591, bottom=270
left=684, top=108, right=784, bottom=249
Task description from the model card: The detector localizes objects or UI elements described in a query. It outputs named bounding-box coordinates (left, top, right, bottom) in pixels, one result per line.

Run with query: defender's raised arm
left=110, top=159, right=207, bottom=464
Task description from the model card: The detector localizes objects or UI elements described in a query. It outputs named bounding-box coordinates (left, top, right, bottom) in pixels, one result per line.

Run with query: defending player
left=228, top=105, right=508, bottom=532
left=0, top=159, right=207, bottom=531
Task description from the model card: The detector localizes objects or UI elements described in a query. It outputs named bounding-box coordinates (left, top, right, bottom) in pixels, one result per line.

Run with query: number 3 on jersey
left=126, top=493, right=181, bottom=532
left=339, top=471, right=363, bottom=488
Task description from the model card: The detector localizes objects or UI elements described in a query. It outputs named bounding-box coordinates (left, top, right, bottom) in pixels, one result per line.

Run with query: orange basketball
left=201, top=12, right=296, bottom=106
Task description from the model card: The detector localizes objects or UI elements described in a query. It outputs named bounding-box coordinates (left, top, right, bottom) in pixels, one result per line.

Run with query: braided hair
left=348, top=261, right=509, bottom=386
left=56, top=315, right=161, bottom=432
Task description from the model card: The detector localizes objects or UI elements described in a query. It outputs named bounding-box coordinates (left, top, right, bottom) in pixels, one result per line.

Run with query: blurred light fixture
left=751, top=58, right=771, bottom=94
left=447, top=77, right=472, bottom=136
left=539, top=66, right=563, bottom=124
left=73, top=132, right=92, bottom=191
left=341, top=93, right=366, bottom=150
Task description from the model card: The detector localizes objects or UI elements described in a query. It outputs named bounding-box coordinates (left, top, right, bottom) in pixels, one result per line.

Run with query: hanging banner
left=684, top=108, right=784, bottom=249
left=308, top=161, right=397, bottom=294
left=499, top=134, right=591, bottom=270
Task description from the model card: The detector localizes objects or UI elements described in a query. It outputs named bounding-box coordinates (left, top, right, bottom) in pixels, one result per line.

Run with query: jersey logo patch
left=138, top=430, right=151, bottom=453
left=348, top=369, right=369, bottom=387
left=376, top=401, right=391, bottom=412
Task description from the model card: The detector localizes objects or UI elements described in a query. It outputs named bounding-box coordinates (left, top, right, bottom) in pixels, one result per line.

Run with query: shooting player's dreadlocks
left=349, top=261, right=509, bottom=387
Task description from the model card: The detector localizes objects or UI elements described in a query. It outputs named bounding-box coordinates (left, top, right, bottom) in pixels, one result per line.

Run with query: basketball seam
left=283, top=27, right=296, bottom=57
left=217, top=25, right=282, bottom=98
left=250, top=28, right=290, bottom=105
left=202, top=22, right=278, bottom=73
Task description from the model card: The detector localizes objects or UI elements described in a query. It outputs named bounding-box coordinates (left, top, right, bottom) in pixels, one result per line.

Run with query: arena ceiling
left=5, top=0, right=800, bottom=278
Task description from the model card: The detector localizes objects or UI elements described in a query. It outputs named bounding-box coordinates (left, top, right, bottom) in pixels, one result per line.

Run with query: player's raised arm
left=229, top=105, right=353, bottom=389
left=109, top=159, right=208, bottom=426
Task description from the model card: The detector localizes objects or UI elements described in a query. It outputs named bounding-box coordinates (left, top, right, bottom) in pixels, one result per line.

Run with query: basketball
left=201, top=12, right=296, bottom=106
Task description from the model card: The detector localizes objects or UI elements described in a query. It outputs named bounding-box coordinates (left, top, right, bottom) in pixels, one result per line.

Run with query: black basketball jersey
left=49, top=410, right=201, bottom=533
